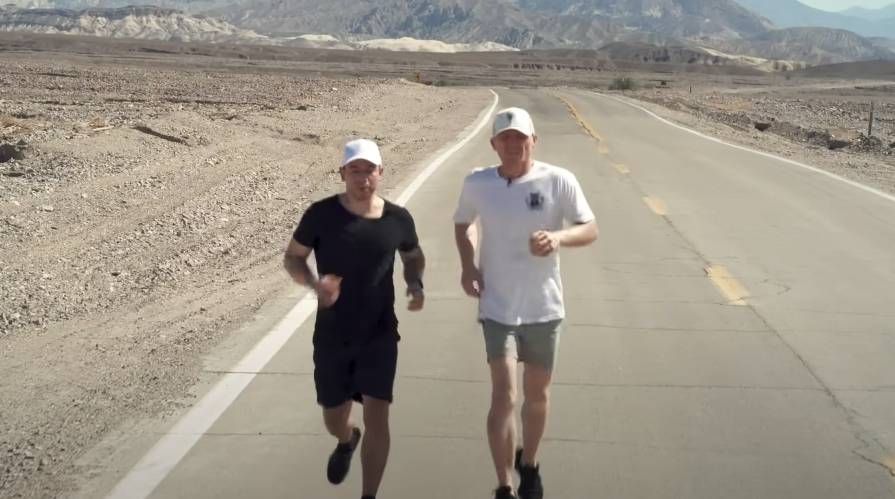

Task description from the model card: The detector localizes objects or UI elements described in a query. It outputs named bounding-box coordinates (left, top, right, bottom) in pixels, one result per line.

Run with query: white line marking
left=105, top=89, right=500, bottom=499
left=596, top=93, right=895, bottom=205
left=105, top=297, right=316, bottom=499
left=396, top=90, right=499, bottom=206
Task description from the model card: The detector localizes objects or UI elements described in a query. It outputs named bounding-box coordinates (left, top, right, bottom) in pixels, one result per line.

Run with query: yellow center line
left=642, top=196, right=667, bottom=216
left=614, top=164, right=630, bottom=174
left=557, top=95, right=608, bottom=154
left=705, top=265, right=750, bottom=306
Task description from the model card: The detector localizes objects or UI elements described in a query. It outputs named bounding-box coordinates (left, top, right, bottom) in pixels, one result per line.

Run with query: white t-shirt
left=453, top=161, right=595, bottom=325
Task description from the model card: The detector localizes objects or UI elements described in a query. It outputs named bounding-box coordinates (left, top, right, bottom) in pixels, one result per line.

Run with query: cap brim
left=493, top=126, right=534, bottom=138
left=341, top=154, right=381, bottom=167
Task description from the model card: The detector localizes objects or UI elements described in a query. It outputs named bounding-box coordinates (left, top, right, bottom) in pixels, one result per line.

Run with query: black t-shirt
left=293, top=195, right=420, bottom=347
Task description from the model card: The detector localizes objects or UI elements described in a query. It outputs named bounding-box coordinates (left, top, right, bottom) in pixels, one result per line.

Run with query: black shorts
left=313, top=335, right=399, bottom=409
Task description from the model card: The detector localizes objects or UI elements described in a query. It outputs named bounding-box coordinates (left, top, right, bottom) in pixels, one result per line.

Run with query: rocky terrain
left=0, top=57, right=490, bottom=498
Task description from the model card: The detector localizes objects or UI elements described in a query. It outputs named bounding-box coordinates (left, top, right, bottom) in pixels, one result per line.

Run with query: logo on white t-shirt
left=526, top=191, right=544, bottom=211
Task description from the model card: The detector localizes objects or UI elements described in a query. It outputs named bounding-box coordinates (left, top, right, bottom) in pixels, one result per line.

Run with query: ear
left=377, top=165, right=384, bottom=175
left=339, top=167, right=346, bottom=181
left=490, top=137, right=497, bottom=151
left=532, top=134, right=538, bottom=145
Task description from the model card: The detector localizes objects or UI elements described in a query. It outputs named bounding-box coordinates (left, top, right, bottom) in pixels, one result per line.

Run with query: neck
left=340, top=192, right=382, bottom=216
left=498, top=159, right=533, bottom=180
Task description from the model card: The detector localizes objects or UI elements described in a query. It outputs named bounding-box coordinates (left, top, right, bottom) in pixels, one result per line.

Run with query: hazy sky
left=799, top=0, right=894, bottom=10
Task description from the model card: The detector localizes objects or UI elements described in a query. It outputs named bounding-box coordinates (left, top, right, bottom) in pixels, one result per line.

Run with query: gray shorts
left=481, top=319, right=563, bottom=371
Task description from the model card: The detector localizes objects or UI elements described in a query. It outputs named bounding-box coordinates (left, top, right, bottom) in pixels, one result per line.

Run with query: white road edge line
left=596, top=92, right=895, bottom=205
left=105, top=89, right=500, bottom=499
left=396, top=90, right=498, bottom=205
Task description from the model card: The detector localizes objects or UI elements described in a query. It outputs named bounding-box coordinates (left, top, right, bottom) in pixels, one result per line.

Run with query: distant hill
left=797, top=60, right=895, bottom=79
left=598, top=41, right=733, bottom=65
left=839, top=4, right=895, bottom=21
left=517, top=0, right=772, bottom=38
left=870, top=36, right=895, bottom=51
left=0, top=5, right=266, bottom=43
left=202, top=0, right=776, bottom=50
left=734, top=0, right=895, bottom=38
left=714, top=26, right=895, bottom=65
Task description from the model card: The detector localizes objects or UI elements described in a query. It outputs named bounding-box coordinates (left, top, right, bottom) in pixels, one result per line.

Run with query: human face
left=340, top=159, right=382, bottom=199
left=490, top=129, right=536, bottom=169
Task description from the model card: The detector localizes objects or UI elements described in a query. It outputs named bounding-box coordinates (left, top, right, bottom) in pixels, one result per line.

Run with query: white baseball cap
left=341, top=138, right=382, bottom=167
left=492, top=107, right=535, bottom=138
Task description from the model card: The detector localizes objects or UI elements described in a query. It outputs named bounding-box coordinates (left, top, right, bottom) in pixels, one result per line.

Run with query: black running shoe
left=494, top=485, right=517, bottom=499
left=518, top=463, right=543, bottom=499
left=327, top=427, right=361, bottom=484
left=514, top=448, right=523, bottom=474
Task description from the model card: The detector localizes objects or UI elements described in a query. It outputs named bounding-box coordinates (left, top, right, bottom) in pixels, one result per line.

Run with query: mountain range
left=714, top=26, right=893, bottom=64
left=0, top=5, right=520, bottom=50
left=2, top=0, right=893, bottom=66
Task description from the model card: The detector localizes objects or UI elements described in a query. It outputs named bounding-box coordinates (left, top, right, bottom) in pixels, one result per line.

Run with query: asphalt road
left=98, top=88, right=895, bottom=499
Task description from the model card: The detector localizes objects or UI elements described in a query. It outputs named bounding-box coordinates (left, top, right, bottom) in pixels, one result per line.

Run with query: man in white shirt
left=453, top=107, right=598, bottom=499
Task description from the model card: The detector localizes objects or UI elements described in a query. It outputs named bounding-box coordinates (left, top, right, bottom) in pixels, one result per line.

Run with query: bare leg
left=360, top=396, right=391, bottom=497
left=520, top=363, right=552, bottom=466
left=487, top=356, right=518, bottom=487
left=322, top=400, right=354, bottom=443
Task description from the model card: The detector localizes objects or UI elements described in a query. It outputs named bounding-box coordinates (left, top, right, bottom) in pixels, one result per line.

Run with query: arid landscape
left=0, top=41, right=491, bottom=498
left=2, top=29, right=895, bottom=498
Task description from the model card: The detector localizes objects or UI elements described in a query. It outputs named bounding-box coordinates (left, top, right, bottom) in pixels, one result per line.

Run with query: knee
left=322, top=402, right=351, bottom=436
left=524, top=386, right=550, bottom=406
left=363, top=400, right=390, bottom=433
left=490, top=389, right=517, bottom=415
left=323, top=415, right=346, bottom=436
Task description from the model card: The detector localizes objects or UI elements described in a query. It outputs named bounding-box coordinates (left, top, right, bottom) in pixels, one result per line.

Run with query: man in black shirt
left=283, top=139, right=425, bottom=499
